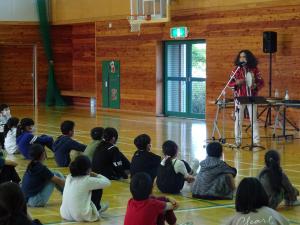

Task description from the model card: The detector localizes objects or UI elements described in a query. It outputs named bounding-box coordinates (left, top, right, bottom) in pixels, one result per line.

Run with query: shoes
left=98, top=202, right=109, bottom=214
left=285, top=199, right=300, bottom=207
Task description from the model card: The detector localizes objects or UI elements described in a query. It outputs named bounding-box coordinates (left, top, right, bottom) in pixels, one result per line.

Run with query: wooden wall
left=51, top=0, right=130, bottom=24
left=92, top=1, right=300, bottom=124
left=0, top=45, right=34, bottom=104
left=168, top=3, right=300, bottom=123
left=0, top=24, right=48, bottom=104
left=95, top=21, right=163, bottom=113
left=51, top=23, right=95, bottom=106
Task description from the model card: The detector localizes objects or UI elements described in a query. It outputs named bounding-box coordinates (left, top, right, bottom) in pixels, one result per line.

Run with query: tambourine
left=245, top=71, right=254, bottom=88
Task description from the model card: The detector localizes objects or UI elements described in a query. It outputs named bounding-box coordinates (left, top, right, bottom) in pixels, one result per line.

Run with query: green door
left=164, top=40, right=206, bottom=119
left=102, top=60, right=120, bottom=109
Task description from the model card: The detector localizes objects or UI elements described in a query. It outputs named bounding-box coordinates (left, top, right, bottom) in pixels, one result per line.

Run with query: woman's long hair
left=234, top=49, right=258, bottom=68
left=261, top=150, right=283, bottom=192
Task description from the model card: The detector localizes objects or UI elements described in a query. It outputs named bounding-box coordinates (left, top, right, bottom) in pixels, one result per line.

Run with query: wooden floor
left=7, top=106, right=300, bottom=225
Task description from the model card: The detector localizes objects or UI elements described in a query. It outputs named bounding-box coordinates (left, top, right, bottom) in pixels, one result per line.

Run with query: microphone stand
left=211, top=64, right=243, bottom=147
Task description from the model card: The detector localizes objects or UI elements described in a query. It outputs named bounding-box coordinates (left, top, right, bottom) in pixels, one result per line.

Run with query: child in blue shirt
left=22, top=144, right=65, bottom=207
left=16, top=118, right=54, bottom=159
left=53, top=120, right=86, bottom=167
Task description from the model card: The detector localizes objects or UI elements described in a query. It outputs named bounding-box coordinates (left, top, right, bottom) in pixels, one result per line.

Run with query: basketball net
left=128, top=15, right=144, bottom=33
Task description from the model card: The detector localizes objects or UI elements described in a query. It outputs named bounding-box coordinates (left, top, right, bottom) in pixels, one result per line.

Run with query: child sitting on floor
left=226, top=177, right=289, bottom=225
left=0, top=104, right=11, bottom=150
left=4, top=117, right=19, bottom=154
left=60, top=155, right=111, bottom=222
left=156, top=140, right=198, bottom=194
left=0, top=151, right=21, bottom=184
left=92, top=127, right=130, bottom=180
left=130, top=134, right=161, bottom=183
left=84, top=127, right=104, bottom=161
left=0, top=182, right=43, bottom=225
left=258, top=149, right=300, bottom=209
left=16, top=118, right=54, bottom=159
left=192, top=142, right=237, bottom=200
left=124, top=172, right=180, bottom=225
left=21, top=144, right=65, bottom=207
left=53, top=120, right=86, bottom=167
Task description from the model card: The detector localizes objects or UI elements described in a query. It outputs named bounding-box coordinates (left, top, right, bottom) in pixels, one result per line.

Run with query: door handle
left=105, top=81, right=108, bottom=87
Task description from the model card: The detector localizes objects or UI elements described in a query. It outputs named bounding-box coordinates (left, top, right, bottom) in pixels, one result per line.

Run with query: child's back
left=131, top=150, right=161, bottom=181
left=130, top=134, right=161, bottom=182
left=124, top=172, right=178, bottom=225
left=53, top=121, right=86, bottom=167
left=192, top=156, right=236, bottom=199
left=60, top=155, right=111, bottom=222
left=258, top=150, right=299, bottom=209
left=92, top=128, right=130, bottom=180
left=53, top=135, right=86, bottom=166
left=92, top=140, right=120, bottom=179
left=192, top=142, right=236, bottom=199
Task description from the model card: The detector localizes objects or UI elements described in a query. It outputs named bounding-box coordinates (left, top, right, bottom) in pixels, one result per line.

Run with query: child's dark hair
left=206, top=142, right=223, bottom=158
left=27, top=144, right=45, bottom=171
left=259, top=150, right=283, bottom=192
left=16, top=118, right=34, bottom=137
left=91, top=127, right=104, bottom=141
left=134, top=134, right=151, bottom=151
left=235, top=177, right=269, bottom=214
left=103, top=127, right=118, bottom=142
left=0, top=104, right=9, bottom=112
left=130, top=172, right=152, bottom=200
left=4, top=117, right=19, bottom=138
left=60, top=120, right=75, bottom=135
left=162, top=140, right=178, bottom=166
left=0, top=182, right=28, bottom=224
left=69, top=155, right=91, bottom=177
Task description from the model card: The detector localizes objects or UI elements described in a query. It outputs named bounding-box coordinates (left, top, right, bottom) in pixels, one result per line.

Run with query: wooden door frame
left=0, top=42, right=38, bottom=106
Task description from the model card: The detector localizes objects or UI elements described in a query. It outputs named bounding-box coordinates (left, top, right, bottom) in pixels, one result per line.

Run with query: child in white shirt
left=60, top=155, right=111, bottom=222
left=4, top=117, right=19, bottom=154
left=226, top=177, right=289, bottom=225
left=0, top=104, right=11, bottom=150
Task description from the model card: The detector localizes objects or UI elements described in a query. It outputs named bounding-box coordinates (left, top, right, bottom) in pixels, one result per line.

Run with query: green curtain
left=36, top=0, right=66, bottom=106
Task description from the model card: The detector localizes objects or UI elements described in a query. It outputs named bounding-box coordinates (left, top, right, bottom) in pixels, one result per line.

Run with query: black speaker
left=263, top=31, right=277, bottom=53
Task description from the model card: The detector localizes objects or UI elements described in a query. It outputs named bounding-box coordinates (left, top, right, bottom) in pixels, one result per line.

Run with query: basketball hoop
left=128, top=15, right=144, bottom=33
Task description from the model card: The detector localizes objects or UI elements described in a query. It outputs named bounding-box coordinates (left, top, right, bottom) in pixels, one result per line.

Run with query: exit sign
left=170, top=27, right=189, bottom=39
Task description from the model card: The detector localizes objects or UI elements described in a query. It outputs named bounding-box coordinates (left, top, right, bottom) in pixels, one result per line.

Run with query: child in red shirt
left=124, top=172, right=178, bottom=225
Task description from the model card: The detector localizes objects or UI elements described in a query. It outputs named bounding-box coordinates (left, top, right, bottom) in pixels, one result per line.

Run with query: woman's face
left=239, top=52, right=247, bottom=63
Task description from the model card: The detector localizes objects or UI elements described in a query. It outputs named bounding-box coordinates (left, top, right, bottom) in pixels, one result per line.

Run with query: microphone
left=238, top=62, right=246, bottom=67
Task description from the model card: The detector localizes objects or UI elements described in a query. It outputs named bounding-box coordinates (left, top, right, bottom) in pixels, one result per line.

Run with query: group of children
left=0, top=104, right=299, bottom=225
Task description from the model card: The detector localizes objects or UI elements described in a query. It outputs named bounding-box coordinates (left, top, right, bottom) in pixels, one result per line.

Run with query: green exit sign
left=170, top=27, right=189, bottom=39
